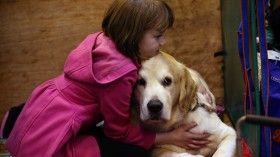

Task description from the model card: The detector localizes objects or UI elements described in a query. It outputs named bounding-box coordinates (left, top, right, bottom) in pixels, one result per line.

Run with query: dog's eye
left=137, top=78, right=146, bottom=86
left=163, top=77, right=172, bottom=86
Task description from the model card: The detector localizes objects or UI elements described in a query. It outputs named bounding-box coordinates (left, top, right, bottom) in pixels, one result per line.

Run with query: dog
left=131, top=51, right=236, bottom=157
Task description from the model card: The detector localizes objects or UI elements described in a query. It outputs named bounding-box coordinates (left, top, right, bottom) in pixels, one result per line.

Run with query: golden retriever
left=132, top=51, right=236, bottom=157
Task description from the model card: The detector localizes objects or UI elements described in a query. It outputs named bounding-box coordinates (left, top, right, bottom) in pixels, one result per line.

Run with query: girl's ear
left=179, top=68, right=197, bottom=112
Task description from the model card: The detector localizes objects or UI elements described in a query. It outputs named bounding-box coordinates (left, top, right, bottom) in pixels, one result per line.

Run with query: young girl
left=6, top=0, right=209, bottom=156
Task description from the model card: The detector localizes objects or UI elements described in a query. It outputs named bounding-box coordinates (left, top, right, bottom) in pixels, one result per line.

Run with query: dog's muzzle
left=147, top=99, right=163, bottom=120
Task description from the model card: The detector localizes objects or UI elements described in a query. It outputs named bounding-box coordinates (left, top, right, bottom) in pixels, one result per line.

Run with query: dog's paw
left=169, top=152, right=204, bottom=157
left=191, top=155, right=204, bottom=157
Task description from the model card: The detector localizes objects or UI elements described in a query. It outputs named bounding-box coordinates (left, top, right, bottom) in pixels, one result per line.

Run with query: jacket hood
left=64, top=32, right=138, bottom=84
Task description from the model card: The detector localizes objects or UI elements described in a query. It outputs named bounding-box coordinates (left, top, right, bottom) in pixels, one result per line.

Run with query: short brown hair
left=102, top=0, right=174, bottom=60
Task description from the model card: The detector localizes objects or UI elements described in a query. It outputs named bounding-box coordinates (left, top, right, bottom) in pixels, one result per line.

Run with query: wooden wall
left=0, top=0, right=223, bottom=122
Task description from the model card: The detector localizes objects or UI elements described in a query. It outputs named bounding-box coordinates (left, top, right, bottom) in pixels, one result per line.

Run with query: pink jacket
left=6, top=32, right=155, bottom=157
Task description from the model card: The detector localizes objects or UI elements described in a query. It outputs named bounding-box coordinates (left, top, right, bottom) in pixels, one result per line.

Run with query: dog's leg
left=151, top=147, right=205, bottom=157
left=211, top=127, right=237, bottom=157
left=156, top=152, right=205, bottom=157
left=170, top=152, right=204, bottom=157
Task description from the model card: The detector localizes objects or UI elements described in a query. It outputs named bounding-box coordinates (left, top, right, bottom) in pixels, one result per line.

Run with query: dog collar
left=189, top=99, right=216, bottom=113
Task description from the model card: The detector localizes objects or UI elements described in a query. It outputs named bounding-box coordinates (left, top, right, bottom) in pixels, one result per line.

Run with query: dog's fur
left=131, top=51, right=236, bottom=157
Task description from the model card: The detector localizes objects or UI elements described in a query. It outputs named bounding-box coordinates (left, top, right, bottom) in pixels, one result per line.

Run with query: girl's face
left=138, top=30, right=166, bottom=59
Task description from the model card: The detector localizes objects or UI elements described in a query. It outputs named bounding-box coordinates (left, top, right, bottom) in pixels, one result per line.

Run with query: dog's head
left=134, top=52, right=197, bottom=131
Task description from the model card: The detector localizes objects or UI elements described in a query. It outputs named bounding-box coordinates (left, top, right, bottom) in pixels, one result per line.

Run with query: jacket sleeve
left=6, top=80, right=102, bottom=157
left=98, top=70, right=156, bottom=150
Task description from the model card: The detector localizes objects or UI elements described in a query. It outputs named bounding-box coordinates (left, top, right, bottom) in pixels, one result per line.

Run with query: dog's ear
left=179, top=68, right=197, bottom=112
left=195, top=71, right=216, bottom=107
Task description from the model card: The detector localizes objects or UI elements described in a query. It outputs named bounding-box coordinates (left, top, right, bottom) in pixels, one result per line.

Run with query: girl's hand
left=170, top=122, right=210, bottom=149
left=155, top=122, right=210, bottom=150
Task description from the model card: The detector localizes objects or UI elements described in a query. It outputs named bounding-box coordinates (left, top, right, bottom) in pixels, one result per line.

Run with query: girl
left=6, top=0, right=209, bottom=156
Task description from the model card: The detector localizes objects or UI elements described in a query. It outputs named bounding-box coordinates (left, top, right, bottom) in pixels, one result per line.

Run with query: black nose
left=147, top=99, right=163, bottom=113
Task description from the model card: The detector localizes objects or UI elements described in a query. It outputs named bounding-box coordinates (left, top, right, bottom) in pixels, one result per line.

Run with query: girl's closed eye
left=155, top=34, right=163, bottom=39
left=155, top=32, right=165, bottom=39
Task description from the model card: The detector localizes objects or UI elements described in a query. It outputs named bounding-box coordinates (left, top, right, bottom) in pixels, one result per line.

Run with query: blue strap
left=238, top=0, right=255, bottom=114
left=257, top=0, right=270, bottom=114
left=239, top=0, right=271, bottom=156
left=256, top=0, right=270, bottom=156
